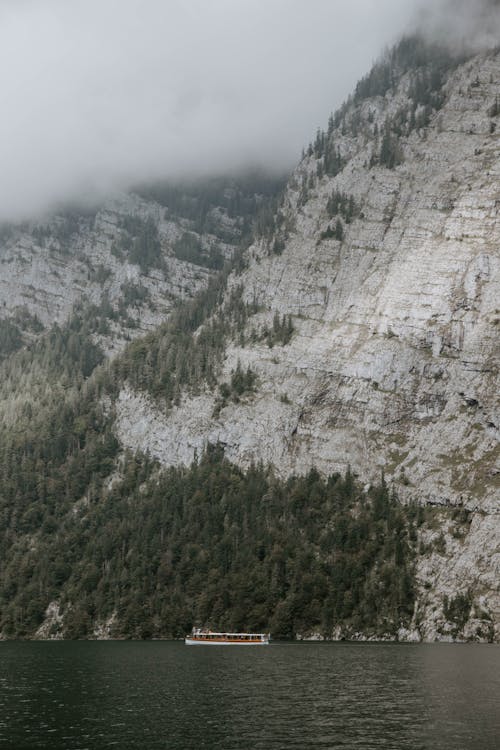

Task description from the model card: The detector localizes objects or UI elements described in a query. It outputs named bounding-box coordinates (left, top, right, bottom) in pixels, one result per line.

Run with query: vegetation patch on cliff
left=0, top=442, right=422, bottom=640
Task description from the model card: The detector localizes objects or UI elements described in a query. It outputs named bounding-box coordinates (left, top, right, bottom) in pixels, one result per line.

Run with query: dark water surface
left=0, top=642, right=498, bottom=749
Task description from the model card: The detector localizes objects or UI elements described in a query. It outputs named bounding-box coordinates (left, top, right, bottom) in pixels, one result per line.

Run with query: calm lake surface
left=0, top=642, right=498, bottom=749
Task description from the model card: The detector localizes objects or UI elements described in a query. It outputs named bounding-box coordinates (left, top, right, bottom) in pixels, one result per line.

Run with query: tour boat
left=185, top=628, right=270, bottom=645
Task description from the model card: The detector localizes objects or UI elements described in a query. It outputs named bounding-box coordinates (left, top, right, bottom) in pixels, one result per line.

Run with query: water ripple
left=0, top=642, right=498, bottom=749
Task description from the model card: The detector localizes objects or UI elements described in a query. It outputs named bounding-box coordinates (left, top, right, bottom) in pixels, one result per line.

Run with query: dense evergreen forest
left=0, top=443, right=422, bottom=640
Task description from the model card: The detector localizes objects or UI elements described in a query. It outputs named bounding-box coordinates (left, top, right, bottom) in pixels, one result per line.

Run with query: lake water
left=0, top=642, right=498, bottom=749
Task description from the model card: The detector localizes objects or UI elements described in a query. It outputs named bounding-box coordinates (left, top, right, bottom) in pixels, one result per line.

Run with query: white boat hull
left=185, top=638, right=269, bottom=645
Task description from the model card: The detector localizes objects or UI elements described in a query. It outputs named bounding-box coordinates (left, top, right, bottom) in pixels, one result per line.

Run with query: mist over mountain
left=420, top=0, right=500, bottom=50
left=0, top=0, right=498, bottom=222
left=0, top=1, right=498, bottom=646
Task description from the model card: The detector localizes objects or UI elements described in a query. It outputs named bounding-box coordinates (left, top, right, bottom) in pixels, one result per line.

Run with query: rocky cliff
left=117, top=48, right=500, bottom=507
left=0, top=177, right=269, bottom=358
left=114, top=44, right=500, bottom=639
left=0, top=40, right=498, bottom=642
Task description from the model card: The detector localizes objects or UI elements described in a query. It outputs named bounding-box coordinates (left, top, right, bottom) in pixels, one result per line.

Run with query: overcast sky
left=0, top=0, right=497, bottom=221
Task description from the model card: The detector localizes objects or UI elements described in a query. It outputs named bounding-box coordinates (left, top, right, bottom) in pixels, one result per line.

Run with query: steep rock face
left=117, top=50, right=499, bottom=512
left=115, top=49, right=499, bottom=639
left=414, top=510, right=499, bottom=641
left=0, top=192, right=236, bottom=355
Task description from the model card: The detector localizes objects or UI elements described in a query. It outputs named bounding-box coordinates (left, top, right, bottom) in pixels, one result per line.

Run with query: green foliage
left=52, top=214, right=81, bottom=252
left=32, top=210, right=96, bottom=253
left=254, top=200, right=278, bottom=240
left=229, top=362, right=257, bottom=397
left=0, top=302, right=107, bottom=460
left=303, top=34, right=468, bottom=177
left=0, top=315, right=117, bottom=637
left=308, top=36, right=461, bottom=178
left=108, top=271, right=257, bottom=408
left=37, top=320, right=103, bottom=379
left=378, top=125, right=404, bottom=169
left=0, top=446, right=418, bottom=640
left=0, top=310, right=41, bottom=364
left=0, top=311, right=121, bottom=622
left=136, top=172, right=287, bottom=243
left=335, top=219, right=344, bottom=241
left=307, top=134, right=345, bottom=178
left=126, top=216, right=163, bottom=272
left=0, top=319, right=23, bottom=359
left=0, top=223, right=13, bottom=244
left=114, top=282, right=152, bottom=328
left=272, top=237, right=285, bottom=255
left=323, top=142, right=345, bottom=177
left=488, top=95, right=500, bottom=118
left=113, top=216, right=163, bottom=272
left=408, top=68, right=446, bottom=112
left=443, top=591, right=472, bottom=632
left=326, top=190, right=358, bottom=223
left=354, top=35, right=464, bottom=104
left=88, top=263, right=112, bottom=285
left=120, top=281, right=150, bottom=308
left=264, top=312, right=294, bottom=348
left=213, top=362, right=257, bottom=416
left=173, top=232, right=223, bottom=270
left=11, top=307, right=44, bottom=334
left=320, top=225, right=335, bottom=241
left=320, top=219, right=344, bottom=242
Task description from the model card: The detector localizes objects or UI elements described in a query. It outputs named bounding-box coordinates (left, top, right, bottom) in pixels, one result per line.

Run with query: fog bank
left=0, top=0, right=497, bottom=221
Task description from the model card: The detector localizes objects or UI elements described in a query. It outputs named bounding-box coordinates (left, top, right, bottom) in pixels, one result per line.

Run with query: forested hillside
left=0, top=36, right=498, bottom=642
left=1, top=443, right=424, bottom=640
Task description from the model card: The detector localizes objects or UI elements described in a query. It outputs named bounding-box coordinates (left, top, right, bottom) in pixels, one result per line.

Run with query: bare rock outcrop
left=115, top=49, right=500, bottom=639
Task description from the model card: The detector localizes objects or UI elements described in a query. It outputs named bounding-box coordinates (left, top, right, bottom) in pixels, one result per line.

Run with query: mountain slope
left=0, top=38, right=498, bottom=642
left=117, top=43, right=499, bottom=511
left=0, top=174, right=282, bottom=359
left=110, top=41, right=500, bottom=640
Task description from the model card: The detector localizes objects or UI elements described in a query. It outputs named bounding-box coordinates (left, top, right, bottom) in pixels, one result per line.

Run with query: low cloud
left=0, top=0, right=497, bottom=222
left=416, top=0, right=500, bottom=51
